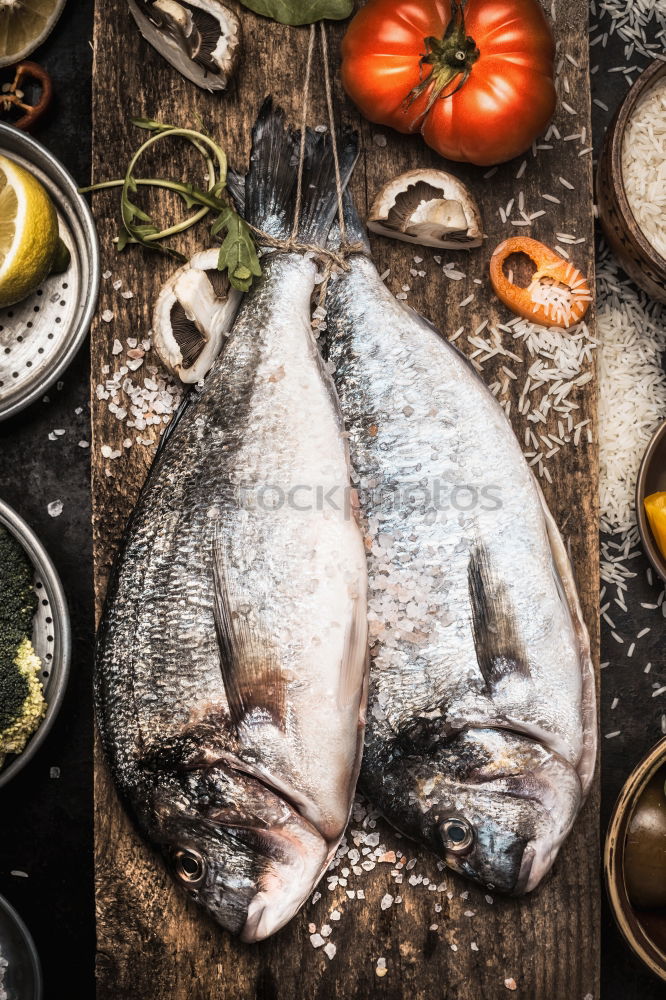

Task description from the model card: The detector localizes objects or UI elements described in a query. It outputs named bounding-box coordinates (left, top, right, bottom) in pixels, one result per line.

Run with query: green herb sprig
left=81, top=118, right=261, bottom=292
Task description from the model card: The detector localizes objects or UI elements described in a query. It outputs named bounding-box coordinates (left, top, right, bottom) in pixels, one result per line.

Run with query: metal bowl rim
left=0, top=498, right=71, bottom=789
left=604, top=737, right=666, bottom=982
left=635, top=419, right=666, bottom=583
left=0, top=891, right=43, bottom=999
left=0, top=122, right=100, bottom=421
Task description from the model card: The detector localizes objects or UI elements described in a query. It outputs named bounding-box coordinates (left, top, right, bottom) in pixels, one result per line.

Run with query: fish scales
left=324, top=210, right=596, bottom=895
left=96, top=104, right=368, bottom=942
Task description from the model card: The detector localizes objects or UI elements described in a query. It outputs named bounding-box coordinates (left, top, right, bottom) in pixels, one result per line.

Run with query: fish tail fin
left=343, top=188, right=372, bottom=252
left=243, top=97, right=358, bottom=246
left=295, top=125, right=358, bottom=245
left=328, top=187, right=371, bottom=254
left=243, top=98, right=296, bottom=240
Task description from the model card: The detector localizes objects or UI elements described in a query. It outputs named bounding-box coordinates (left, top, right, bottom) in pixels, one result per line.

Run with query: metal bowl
left=636, top=420, right=666, bottom=582
left=0, top=894, right=42, bottom=1000
left=0, top=123, right=100, bottom=421
left=596, top=59, right=666, bottom=304
left=0, top=499, right=71, bottom=789
left=605, top=738, right=666, bottom=982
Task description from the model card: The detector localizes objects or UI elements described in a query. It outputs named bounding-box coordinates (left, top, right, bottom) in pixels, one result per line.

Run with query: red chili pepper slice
left=0, top=62, right=53, bottom=132
left=489, top=236, right=591, bottom=329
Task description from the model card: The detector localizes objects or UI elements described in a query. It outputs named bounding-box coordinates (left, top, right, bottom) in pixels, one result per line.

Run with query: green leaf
left=131, top=117, right=177, bottom=133
left=237, top=0, right=353, bottom=25
left=116, top=229, right=133, bottom=252
left=212, top=207, right=262, bottom=292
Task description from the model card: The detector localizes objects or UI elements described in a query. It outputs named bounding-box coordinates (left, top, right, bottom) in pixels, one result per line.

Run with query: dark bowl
left=597, top=59, right=666, bottom=303
left=636, top=420, right=666, bottom=582
left=0, top=894, right=42, bottom=1000
left=605, top=739, right=666, bottom=982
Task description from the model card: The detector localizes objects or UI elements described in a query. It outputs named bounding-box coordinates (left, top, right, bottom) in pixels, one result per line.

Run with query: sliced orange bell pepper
left=644, top=492, right=666, bottom=561
left=489, top=236, right=591, bottom=329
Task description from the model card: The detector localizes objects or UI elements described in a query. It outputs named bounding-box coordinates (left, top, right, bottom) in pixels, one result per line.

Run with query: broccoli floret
left=0, top=526, right=45, bottom=762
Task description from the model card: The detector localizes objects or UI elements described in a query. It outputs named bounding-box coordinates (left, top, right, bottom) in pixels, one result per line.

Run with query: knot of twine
left=247, top=22, right=365, bottom=300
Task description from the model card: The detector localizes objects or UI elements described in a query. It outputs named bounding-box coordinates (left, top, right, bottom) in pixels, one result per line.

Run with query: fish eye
left=173, top=847, right=206, bottom=886
left=441, top=817, right=474, bottom=854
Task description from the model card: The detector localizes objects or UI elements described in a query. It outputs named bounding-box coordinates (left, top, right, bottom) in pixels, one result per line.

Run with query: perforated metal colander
left=0, top=123, right=99, bottom=421
left=0, top=499, right=70, bottom=789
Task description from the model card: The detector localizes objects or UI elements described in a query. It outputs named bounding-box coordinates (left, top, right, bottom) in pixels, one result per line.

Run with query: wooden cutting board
left=91, top=2, right=599, bottom=997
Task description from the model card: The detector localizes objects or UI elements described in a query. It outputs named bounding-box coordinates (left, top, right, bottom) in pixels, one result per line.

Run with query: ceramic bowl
left=597, top=59, right=666, bottom=304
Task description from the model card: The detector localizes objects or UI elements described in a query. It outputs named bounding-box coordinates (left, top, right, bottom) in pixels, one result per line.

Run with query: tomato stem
left=404, top=0, right=479, bottom=116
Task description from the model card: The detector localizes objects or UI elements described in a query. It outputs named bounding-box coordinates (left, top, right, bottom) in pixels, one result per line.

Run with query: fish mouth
left=454, top=725, right=582, bottom=895
left=513, top=844, right=536, bottom=894
left=204, top=757, right=332, bottom=943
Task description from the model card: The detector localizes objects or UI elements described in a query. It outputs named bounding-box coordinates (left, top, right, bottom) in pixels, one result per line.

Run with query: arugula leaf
left=131, top=117, right=178, bottom=133
left=212, top=207, right=262, bottom=292
left=86, top=119, right=261, bottom=290
left=238, top=0, right=353, bottom=25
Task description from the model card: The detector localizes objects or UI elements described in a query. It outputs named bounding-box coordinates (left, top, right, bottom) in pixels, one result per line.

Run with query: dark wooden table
left=0, top=1, right=663, bottom=998
left=91, top=3, right=600, bottom=998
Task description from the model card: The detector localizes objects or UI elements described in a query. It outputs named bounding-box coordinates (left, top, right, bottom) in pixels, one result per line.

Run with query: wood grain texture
left=91, top=2, right=600, bottom=997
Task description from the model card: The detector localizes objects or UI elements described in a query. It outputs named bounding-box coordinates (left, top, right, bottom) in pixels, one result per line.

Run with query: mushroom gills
left=152, top=250, right=243, bottom=384
left=390, top=182, right=470, bottom=242
left=129, top=0, right=241, bottom=92
left=151, top=0, right=221, bottom=73
left=169, top=300, right=208, bottom=370
left=367, top=170, right=483, bottom=251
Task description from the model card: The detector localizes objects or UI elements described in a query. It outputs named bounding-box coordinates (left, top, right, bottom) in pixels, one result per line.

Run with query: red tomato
left=341, top=0, right=556, bottom=166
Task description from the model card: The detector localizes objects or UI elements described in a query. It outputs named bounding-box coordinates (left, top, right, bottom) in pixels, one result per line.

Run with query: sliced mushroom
left=129, top=0, right=241, bottom=92
left=153, top=249, right=243, bottom=383
left=367, top=169, right=483, bottom=250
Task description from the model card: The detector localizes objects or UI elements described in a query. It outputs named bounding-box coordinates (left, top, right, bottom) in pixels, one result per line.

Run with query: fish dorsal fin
left=467, top=544, right=530, bottom=691
left=338, top=591, right=369, bottom=710
left=211, top=536, right=285, bottom=731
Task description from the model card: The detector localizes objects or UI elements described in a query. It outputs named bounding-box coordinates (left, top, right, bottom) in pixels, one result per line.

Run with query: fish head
left=139, top=733, right=329, bottom=942
left=367, top=726, right=582, bottom=894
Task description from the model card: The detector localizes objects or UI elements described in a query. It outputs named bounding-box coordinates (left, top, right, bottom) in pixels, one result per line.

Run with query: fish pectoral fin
left=338, top=592, right=369, bottom=710
left=467, top=544, right=530, bottom=691
left=212, top=536, right=285, bottom=730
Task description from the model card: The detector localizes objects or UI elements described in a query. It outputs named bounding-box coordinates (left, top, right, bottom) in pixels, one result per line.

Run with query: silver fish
left=323, top=196, right=596, bottom=895
left=95, top=104, right=368, bottom=942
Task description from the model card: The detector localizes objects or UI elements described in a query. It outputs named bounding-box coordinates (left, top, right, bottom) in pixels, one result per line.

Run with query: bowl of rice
left=597, top=59, right=666, bottom=303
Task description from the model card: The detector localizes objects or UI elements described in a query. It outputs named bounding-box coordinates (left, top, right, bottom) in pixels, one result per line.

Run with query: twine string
left=247, top=23, right=363, bottom=278
left=320, top=20, right=347, bottom=245
left=290, top=23, right=316, bottom=241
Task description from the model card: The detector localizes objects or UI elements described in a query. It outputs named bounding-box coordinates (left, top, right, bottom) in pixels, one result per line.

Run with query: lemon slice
left=0, top=154, right=59, bottom=308
left=0, top=0, right=67, bottom=68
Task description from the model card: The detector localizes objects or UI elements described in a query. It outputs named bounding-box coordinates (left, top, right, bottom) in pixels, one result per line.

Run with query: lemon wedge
left=0, top=0, right=67, bottom=68
left=0, top=154, right=59, bottom=308
left=644, top=491, right=666, bottom=561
